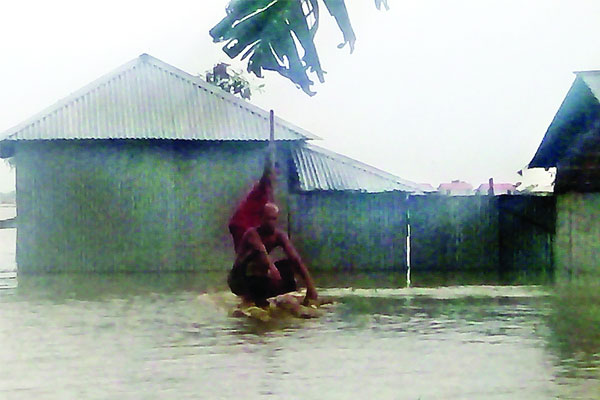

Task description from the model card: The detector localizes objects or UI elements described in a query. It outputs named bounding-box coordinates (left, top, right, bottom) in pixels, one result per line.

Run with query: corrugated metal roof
left=1, top=54, right=320, bottom=142
left=292, top=143, right=426, bottom=193
left=529, top=71, right=600, bottom=168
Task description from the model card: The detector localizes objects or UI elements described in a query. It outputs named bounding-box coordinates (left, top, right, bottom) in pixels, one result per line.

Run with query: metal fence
left=290, top=193, right=555, bottom=273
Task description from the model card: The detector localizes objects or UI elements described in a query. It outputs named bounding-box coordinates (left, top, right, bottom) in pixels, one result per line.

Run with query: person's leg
left=272, top=259, right=298, bottom=295
left=246, top=276, right=271, bottom=307
left=242, top=260, right=300, bottom=306
left=227, top=265, right=247, bottom=297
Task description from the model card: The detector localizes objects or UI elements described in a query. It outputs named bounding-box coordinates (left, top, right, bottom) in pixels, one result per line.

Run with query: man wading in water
left=227, top=162, right=318, bottom=307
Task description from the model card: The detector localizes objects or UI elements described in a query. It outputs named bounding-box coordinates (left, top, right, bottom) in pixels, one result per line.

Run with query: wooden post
left=406, top=193, right=411, bottom=288
left=270, top=110, right=288, bottom=235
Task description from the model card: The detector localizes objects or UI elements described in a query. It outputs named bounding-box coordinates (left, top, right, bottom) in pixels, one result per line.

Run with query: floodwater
left=1, top=208, right=599, bottom=399
left=0, top=205, right=16, bottom=289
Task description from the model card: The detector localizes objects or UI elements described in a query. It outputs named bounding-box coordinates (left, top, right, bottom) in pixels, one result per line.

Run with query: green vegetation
left=205, top=62, right=264, bottom=100
left=209, top=0, right=388, bottom=95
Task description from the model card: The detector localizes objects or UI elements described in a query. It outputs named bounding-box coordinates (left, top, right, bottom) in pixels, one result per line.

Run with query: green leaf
left=209, top=0, right=385, bottom=95
left=322, top=0, right=355, bottom=53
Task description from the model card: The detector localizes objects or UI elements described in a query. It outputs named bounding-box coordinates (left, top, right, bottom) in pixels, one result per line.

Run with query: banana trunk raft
left=231, top=291, right=335, bottom=322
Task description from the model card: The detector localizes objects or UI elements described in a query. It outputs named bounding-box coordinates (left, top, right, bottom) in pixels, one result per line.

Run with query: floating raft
left=231, top=292, right=334, bottom=322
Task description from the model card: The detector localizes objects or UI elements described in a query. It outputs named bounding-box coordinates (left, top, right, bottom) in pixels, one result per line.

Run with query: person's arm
left=278, top=231, right=318, bottom=302
left=244, top=229, right=281, bottom=281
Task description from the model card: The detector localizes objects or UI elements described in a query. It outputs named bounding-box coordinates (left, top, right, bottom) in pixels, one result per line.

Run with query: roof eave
left=293, top=143, right=424, bottom=194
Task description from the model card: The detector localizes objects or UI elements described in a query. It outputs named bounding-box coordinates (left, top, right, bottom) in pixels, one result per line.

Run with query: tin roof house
left=0, top=54, right=423, bottom=273
left=437, top=180, right=474, bottom=196
left=529, top=70, right=600, bottom=276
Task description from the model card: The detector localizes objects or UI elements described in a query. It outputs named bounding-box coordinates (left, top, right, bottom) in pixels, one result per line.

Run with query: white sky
left=1, top=0, right=599, bottom=192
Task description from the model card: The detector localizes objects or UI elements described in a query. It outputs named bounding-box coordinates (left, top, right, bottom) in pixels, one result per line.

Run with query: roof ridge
left=142, top=55, right=318, bottom=140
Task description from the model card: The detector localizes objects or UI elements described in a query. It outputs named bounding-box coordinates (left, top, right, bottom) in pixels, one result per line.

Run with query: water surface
left=1, top=272, right=599, bottom=399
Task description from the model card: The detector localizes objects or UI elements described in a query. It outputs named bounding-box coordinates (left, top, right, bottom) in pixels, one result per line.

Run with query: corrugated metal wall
left=14, top=141, right=556, bottom=274
left=409, top=195, right=555, bottom=274
left=15, top=140, right=290, bottom=272
left=288, top=194, right=555, bottom=273
left=289, top=191, right=408, bottom=270
left=554, top=193, right=599, bottom=278
left=409, top=196, right=499, bottom=271
left=498, top=195, right=555, bottom=273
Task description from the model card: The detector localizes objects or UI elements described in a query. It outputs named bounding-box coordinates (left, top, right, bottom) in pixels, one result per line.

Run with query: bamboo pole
left=269, top=109, right=275, bottom=169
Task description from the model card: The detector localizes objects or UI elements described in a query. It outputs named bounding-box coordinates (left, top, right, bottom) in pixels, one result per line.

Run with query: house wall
left=408, top=195, right=554, bottom=274
left=554, top=129, right=600, bottom=193
left=13, top=139, right=558, bottom=276
left=289, top=191, right=408, bottom=270
left=289, top=193, right=554, bottom=274
left=15, top=140, right=291, bottom=272
left=409, top=196, right=499, bottom=271
left=497, top=195, right=555, bottom=272
left=555, top=192, right=600, bottom=278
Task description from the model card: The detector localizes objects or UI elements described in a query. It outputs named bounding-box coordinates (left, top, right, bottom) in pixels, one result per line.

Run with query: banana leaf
left=209, top=0, right=388, bottom=96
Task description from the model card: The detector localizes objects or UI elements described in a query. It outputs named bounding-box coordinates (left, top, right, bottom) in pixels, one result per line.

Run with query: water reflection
left=13, top=272, right=228, bottom=301
left=0, top=273, right=598, bottom=399
left=545, top=283, right=600, bottom=381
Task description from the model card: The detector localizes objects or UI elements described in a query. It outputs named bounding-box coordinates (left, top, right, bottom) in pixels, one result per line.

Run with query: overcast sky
left=1, top=0, right=599, bottom=192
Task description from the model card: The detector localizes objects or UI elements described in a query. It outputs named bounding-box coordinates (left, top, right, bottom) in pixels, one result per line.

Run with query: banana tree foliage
left=209, top=0, right=389, bottom=96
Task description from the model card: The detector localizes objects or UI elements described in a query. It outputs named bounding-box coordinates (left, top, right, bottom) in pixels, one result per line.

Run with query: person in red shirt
left=227, top=160, right=318, bottom=307
left=228, top=160, right=275, bottom=252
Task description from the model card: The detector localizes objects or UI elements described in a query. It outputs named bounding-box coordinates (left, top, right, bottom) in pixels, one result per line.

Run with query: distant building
left=437, top=180, right=473, bottom=196
left=529, top=69, right=600, bottom=277
left=474, top=183, right=517, bottom=195
left=417, top=183, right=436, bottom=193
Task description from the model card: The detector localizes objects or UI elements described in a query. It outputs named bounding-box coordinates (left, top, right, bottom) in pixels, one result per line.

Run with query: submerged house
left=0, top=54, right=423, bottom=273
left=529, top=70, right=600, bottom=276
